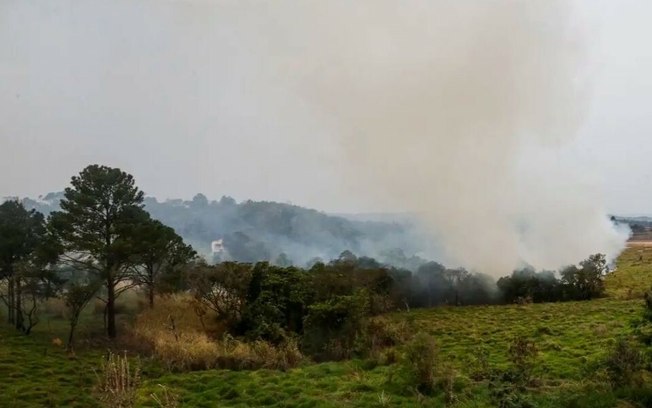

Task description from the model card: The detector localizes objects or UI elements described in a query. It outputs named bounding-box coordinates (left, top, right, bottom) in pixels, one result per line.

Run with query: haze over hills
left=11, top=191, right=636, bottom=273
left=17, top=192, right=435, bottom=270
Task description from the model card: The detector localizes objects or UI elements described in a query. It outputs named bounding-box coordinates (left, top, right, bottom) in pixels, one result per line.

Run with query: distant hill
left=19, top=193, right=433, bottom=268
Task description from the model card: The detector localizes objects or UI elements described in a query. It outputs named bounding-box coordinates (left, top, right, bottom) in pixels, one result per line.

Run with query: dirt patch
left=626, top=240, right=652, bottom=247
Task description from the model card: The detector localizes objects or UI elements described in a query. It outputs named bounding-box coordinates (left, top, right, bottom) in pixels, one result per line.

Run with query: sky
left=1, top=0, right=651, bottom=215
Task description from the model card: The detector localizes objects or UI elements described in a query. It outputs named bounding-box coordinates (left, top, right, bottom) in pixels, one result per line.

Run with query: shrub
left=151, top=330, right=220, bottom=371
left=94, top=351, right=140, bottom=408
left=131, top=294, right=303, bottom=371
left=604, top=338, right=645, bottom=388
left=402, top=332, right=438, bottom=393
left=508, top=336, right=539, bottom=386
left=469, top=344, right=491, bottom=381
left=132, top=294, right=222, bottom=371
left=217, top=335, right=303, bottom=371
left=644, top=286, right=652, bottom=322
left=364, top=316, right=414, bottom=350
left=488, top=336, right=539, bottom=408
left=302, top=293, right=369, bottom=361
left=133, top=293, right=222, bottom=337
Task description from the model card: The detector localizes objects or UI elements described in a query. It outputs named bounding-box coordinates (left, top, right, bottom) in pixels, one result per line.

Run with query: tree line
left=0, top=164, right=611, bottom=352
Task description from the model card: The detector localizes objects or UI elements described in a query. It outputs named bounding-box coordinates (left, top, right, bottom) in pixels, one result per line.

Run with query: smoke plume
left=2, top=1, right=630, bottom=275
left=241, top=0, right=630, bottom=274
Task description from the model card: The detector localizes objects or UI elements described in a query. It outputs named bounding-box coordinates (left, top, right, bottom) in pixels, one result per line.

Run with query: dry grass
left=150, top=384, right=180, bottom=408
left=131, top=294, right=303, bottom=372
left=94, top=351, right=140, bottom=408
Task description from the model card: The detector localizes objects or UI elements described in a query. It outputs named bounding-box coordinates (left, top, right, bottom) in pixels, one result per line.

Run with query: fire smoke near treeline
left=233, top=0, right=630, bottom=275
left=4, top=1, right=631, bottom=276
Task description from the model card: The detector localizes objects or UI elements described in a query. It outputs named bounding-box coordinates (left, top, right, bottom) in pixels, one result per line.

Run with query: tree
left=13, top=260, right=62, bottom=335
left=239, top=263, right=311, bottom=342
left=49, top=165, right=145, bottom=338
left=188, top=261, right=254, bottom=331
left=131, top=215, right=195, bottom=307
left=64, top=279, right=101, bottom=352
left=273, top=252, right=292, bottom=267
left=190, top=193, right=209, bottom=208
left=0, top=200, right=49, bottom=331
left=561, top=254, right=607, bottom=300
left=303, top=292, right=369, bottom=361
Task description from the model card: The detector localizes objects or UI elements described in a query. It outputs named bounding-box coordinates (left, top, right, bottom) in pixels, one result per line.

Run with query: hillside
left=2, top=246, right=651, bottom=407
left=19, top=193, right=429, bottom=268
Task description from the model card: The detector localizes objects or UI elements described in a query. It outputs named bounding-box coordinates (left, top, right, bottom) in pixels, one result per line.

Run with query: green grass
left=2, top=247, right=652, bottom=407
left=606, top=244, right=652, bottom=299
left=406, top=298, right=640, bottom=379
left=0, top=317, right=102, bottom=407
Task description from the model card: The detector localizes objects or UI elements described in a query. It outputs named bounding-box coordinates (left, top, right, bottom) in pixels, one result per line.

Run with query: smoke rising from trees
left=237, top=0, right=630, bottom=274
left=1, top=1, right=631, bottom=275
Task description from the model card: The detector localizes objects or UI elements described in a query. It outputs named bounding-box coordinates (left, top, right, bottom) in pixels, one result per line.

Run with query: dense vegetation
left=1, top=164, right=650, bottom=407
left=20, top=191, right=424, bottom=268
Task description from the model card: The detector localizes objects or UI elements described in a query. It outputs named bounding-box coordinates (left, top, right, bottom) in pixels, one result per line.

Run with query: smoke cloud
left=2, top=1, right=631, bottom=275
left=237, top=0, right=630, bottom=274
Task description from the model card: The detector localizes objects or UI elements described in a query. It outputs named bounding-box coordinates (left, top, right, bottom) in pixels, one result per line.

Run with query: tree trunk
left=106, top=276, right=117, bottom=339
left=67, top=318, right=78, bottom=352
left=149, top=285, right=155, bottom=308
left=15, top=276, right=23, bottom=332
left=7, top=275, right=14, bottom=324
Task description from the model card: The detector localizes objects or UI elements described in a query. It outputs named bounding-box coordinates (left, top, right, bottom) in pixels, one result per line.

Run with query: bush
left=151, top=330, right=220, bottom=371
left=508, top=336, right=539, bottom=386
left=488, top=336, right=539, bottom=408
left=604, top=338, right=645, bottom=388
left=131, top=294, right=303, bottom=371
left=302, top=294, right=369, bottom=361
left=402, top=332, right=438, bottom=393
left=469, top=344, right=491, bottom=381
left=133, top=293, right=222, bottom=337
left=218, top=336, right=303, bottom=371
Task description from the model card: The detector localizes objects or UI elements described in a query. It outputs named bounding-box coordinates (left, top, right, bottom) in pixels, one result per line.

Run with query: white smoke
left=2, top=1, right=629, bottom=275
left=236, top=0, right=630, bottom=274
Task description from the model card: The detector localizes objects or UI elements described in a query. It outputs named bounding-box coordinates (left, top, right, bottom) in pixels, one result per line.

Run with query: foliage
left=402, top=332, right=439, bottom=393
left=188, top=261, right=253, bottom=332
left=0, top=200, right=56, bottom=334
left=64, top=279, right=102, bottom=351
left=603, top=338, right=645, bottom=388
left=499, top=254, right=608, bottom=304
left=413, top=262, right=496, bottom=306
left=2, top=260, right=651, bottom=407
left=303, top=293, right=369, bottom=361
left=49, top=165, right=146, bottom=338
left=561, top=254, right=608, bottom=300
left=488, top=337, right=539, bottom=408
left=131, top=293, right=303, bottom=372
left=130, top=217, right=195, bottom=307
left=238, top=263, right=311, bottom=342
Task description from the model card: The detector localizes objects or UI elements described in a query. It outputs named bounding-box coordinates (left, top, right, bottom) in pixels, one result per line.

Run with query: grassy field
left=605, top=243, right=652, bottom=299
left=2, top=247, right=652, bottom=407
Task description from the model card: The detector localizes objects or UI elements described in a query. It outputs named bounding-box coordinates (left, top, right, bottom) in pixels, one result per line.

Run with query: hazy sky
left=1, top=0, right=651, bottom=215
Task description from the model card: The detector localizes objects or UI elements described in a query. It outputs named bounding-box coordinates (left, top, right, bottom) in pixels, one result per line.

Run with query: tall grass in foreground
left=94, top=351, right=140, bottom=408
